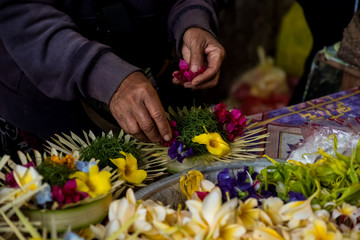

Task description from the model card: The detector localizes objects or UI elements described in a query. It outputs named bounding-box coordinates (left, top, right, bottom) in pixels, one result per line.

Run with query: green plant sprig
left=36, top=161, right=75, bottom=187
left=174, top=106, right=228, bottom=156
left=80, top=136, right=141, bottom=169
left=257, top=135, right=360, bottom=211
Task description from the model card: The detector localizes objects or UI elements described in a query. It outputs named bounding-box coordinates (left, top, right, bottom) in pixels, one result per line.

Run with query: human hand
left=110, top=72, right=172, bottom=143
left=172, top=27, right=225, bottom=89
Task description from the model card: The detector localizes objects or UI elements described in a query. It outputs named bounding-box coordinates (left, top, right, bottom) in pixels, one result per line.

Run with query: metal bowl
left=135, top=158, right=279, bottom=208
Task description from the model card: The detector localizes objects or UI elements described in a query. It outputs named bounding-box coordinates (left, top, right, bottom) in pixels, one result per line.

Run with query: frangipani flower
left=236, top=198, right=260, bottom=229
left=180, top=170, right=215, bottom=200
left=332, top=202, right=360, bottom=225
left=192, top=126, right=230, bottom=157
left=303, top=218, right=340, bottom=240
left=185, top=187, right=243, bottom=239
left=69, top=164, right=111, bottom=198
left=110, top=151, right=147, bottom=184
left=279, top=193, right=315, bottom=222
left=253, top=227, right=286, bottom=240
left=5, top=162, right=35, bottom=188
left=262, top=197, right=284, bottom=225
left=152, top=207, right=192, bottom=239
left=105, top=188, right=151, bottom=238
left=9, top=165, right=42, bottom=198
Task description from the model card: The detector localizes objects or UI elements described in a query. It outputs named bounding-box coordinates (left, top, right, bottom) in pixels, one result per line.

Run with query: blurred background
left=195, top=0, right=357, bottom=116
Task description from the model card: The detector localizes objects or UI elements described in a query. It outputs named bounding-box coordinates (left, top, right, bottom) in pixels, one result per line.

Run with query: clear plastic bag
left=287, top=118, right=360, bottom=163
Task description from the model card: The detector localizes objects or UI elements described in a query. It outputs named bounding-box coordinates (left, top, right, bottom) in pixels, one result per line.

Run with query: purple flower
left=217, top=168, right=237, bottom=201
left=261, top=184, right=277, bottom=198
left=288, top=191, right=306, bottom=202
left=217, top=166, right=276, bottom=203
left=168, top=141, right=194, bottom=163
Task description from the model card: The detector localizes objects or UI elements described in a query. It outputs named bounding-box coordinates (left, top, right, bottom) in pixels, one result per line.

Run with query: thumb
left=189, top=47, right=204, bottom=73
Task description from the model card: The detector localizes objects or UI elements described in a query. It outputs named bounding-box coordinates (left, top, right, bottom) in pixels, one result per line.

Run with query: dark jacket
left=0, top=0, right=220, bottom=138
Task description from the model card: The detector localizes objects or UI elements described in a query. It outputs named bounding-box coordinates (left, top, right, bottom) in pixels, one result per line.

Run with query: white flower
left=105, top=188, right=151, bottom=238
left=332, top=202, right=360, bottom=225
left=302, top=218, right=342, bottom=240
left=13, top=165, right=42, bottom=191
left=253, top=227, right=287, bottom=240
left=185, top=187, right=244, bottom=239
left=262, top=197, right=284, bottom=225
left=279, top=198, right=314, bottom=222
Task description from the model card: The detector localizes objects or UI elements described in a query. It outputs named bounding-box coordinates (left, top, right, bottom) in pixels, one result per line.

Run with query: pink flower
left=173, top=59, right=206, bottom=82
left=51, top=179, right=88, bottom=208
left=5, top=172, right=18, bottom=188
left=214, top=103, right=229, bottom=124
left=196, top=191, right=210, bottom=201
left=163, top=120, right=179, bottom=147
left=213, top=103, right=247, bottom=142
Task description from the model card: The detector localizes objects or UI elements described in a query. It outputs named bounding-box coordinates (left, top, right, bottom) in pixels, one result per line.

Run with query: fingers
left=131, top=100, right=162, bottom=143
left=144, top=93, right=172, bottom=142
left=110, top=72, right=171, bottom=143
left=180, top=27, right=225, bottom=89
left=184, top=71, right=220, bottom=89
left=189, top=43, right=204, bottom=73
left=120, top=111, right=149, bottom=142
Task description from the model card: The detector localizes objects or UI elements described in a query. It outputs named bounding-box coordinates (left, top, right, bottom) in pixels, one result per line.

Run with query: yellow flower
left=253, top=227, right=286, bottom=240
left=70, top=164, right=111, bottom=198
left=185, top=187, right=244, bottom=239
left=192, top=126, right=230, bottom=157
left=303, top=218, right=339, bottom=240
left=110, top=151, right=147, bottom=184
left=13, top=165, right=41, bottom=192
left=236, top=198, right=260, bottom=230
left=180, top=170, right=215, bottom=200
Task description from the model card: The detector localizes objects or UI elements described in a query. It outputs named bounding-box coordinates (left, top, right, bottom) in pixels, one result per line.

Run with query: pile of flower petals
left=173, top=59, right=207, bottom=82
left=90, top=187, right=360, bottom=240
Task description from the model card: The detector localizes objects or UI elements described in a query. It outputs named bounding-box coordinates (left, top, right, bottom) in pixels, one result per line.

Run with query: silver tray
left=135, top=158, right=283, bottom=208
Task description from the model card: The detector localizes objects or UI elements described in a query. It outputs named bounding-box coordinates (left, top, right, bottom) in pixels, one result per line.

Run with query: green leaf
left=348, top=149, right=359, bottom=184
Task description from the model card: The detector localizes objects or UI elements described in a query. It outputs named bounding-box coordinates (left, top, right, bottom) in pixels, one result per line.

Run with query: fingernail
left=190, top=66, right=199, bottom=73
left=164, top=134, right=171, bottom=142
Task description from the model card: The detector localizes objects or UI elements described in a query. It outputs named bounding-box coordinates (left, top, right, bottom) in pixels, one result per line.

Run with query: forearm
left=0, top=0, right=139, bottom=104
left=168, top=0, right=222, bottom=56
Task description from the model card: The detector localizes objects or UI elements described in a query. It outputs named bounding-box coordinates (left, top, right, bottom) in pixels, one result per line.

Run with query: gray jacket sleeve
left=0, top=0, right=139, bottom=105
left=168, top=0, right=221, bottom=56
left=0, top=0, right=221, bottom=105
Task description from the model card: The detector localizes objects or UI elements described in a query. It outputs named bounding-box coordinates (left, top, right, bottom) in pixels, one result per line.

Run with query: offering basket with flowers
left=0, top=130, right=168, bottom=237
